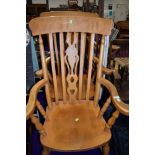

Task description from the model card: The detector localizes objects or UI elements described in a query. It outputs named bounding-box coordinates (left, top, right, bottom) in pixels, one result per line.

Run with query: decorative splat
left=65, top=33, right=79, bottom=101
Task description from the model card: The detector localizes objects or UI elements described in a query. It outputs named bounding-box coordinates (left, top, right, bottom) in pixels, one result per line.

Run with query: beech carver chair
left=36, top=11, right=112, bottom=100
left=26, top=16, right=129, bottom=155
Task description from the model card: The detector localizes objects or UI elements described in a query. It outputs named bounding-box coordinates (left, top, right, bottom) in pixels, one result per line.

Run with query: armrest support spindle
left=26, top=79, right=47, bottom=120
left=98, top=77, right=129, bottom=116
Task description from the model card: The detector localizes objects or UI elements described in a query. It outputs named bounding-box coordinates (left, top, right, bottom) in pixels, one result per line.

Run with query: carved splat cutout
left=65, top=33, right=79, bottom=101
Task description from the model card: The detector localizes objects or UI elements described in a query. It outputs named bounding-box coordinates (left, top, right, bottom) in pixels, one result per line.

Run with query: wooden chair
left=108, top=38, right=129, bottom=79
left=26, top=16, right=129, bottom=155
left=36, top=11, right=112, bottom=100
left=115, top=21, right=129, bottom=39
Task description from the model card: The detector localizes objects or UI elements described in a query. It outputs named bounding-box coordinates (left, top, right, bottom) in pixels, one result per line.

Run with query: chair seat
left=41, top=101, right=111, bottom=151
left=50, top=75, right=95, bottom=100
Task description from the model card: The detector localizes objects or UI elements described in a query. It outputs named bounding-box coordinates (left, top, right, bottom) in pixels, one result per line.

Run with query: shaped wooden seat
left=41, top=101, right=111, bottom=151
left=26, top=15, right=129, bottom=155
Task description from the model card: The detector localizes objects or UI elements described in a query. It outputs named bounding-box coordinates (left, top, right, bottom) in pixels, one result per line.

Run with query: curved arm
left=98, top=77, right=129, bottom=116
left=26, top=79, right=47, bottom=120
left=93, top=56, right=114, bottom=75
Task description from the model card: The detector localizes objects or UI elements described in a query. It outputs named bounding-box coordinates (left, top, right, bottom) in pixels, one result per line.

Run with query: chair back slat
left=53, top=33, right=60, bottom=75
left=39, top=35, right=52, bottom=108
left=76, top=32, right=79, bottom=52
left=29, top=16, right=113, bottom=36
left=59, top=32, right=67, bottom=102
left=78, top=32, right=86, bottom=100
left=65, top=32, right=79, bottom=102
left=86, top=33, right=95, bottom=101
left=94, top=36, right=105, bottom=106
left=29, top=16, right=113, bottom=105
left=49, top=33, right=59, bottom=102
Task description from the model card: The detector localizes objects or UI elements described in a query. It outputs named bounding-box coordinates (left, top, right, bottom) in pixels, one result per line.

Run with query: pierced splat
left=65, top=33, right=79, bottom=101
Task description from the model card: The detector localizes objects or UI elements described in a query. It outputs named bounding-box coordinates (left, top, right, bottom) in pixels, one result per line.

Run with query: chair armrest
left=98, top=77, right=129, bottom=116
left=93, top=56, right=114, bottom=75
left=26, top=79, right=47, bottom=120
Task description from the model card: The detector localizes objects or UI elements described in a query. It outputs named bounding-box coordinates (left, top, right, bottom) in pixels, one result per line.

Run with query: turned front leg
left=42, top=146, right=50, bottom=155
left=103, top=143, right=110, bottom=155
left=30, top=115, right=46, bottom=136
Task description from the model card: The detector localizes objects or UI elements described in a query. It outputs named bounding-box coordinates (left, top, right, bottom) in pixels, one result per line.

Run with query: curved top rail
left=29, top=16, right=113, bottom=36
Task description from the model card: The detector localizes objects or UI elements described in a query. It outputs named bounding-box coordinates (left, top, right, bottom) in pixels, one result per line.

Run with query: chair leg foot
left=42, top=146, right=49, bottom=155
left=103, top=143, right=110, bottom=155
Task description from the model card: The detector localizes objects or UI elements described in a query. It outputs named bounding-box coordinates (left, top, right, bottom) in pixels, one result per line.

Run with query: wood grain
left=98, top=77, right=129, bottom=116
left=59, top=32, right=67, bottom=101
left=86, top=33, right=95, bottom=100
left=36, top=100, right=46, bottom=119
left=53, top=33, right=60, bottom=75
left=29, top=16, right=113, bottom=36
left=41, top=101, right=111, bottom=151
left=94, top=36, right=105, bottom=106
left=26, top=79, right=47, bottom=120
left=103, top=143, right=110, bottom=155
left=78, top=33, right=86, bottom=100
left=98, top=97, right=111, bottom=118
left=31, top=115, right=46, bottom=136
left=49, top=33, right=59, bottom=102
left=27, top=14, right=129, bottom=153
left=39, top=35, right=52, bottom=108
left=108, top=110, right=120, bottom=128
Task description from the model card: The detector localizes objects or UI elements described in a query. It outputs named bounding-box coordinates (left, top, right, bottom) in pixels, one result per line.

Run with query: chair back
left=40, top=11, right=99, bottom=77
left=29, top=16, right=113, bottom=106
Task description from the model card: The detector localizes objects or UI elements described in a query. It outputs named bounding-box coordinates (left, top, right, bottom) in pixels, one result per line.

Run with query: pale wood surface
left=108, top=110, right=120, bottom=128
left=36, top=56, right=113, bottom=78
left=94, top=36, right=105, bottom=106
left=39, top=36, right=52, bottom=109
left=103, top=143, right=110, bottom=155
left=78, top=32, right=86, bottom=100
left=27, top=15, right=129, bottom=152
left=98, top=97, right=111, bottom=118
left=50, top=75, right=95, bottom=100
left=31, top=115, right=46, bottom=136
left=41, top=101, right=111, bottom=151
left=59, top=32, right=67, bottom=102
left=49, top=33, right=59, bottom=102
left=42, top=147, right=49, bottom=155
left=53, top=33, right=61, bottom=75
left=26, top=79, right=47, bottom=120
left=86, top=34, right=95, bottom=101
left=98, top=77, right=129, bottom=116
left=36, top=100, right=46, bottom=119
left=29, top=16, right=113, bottom=36
left=65, top=32, right=79, bottom=102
